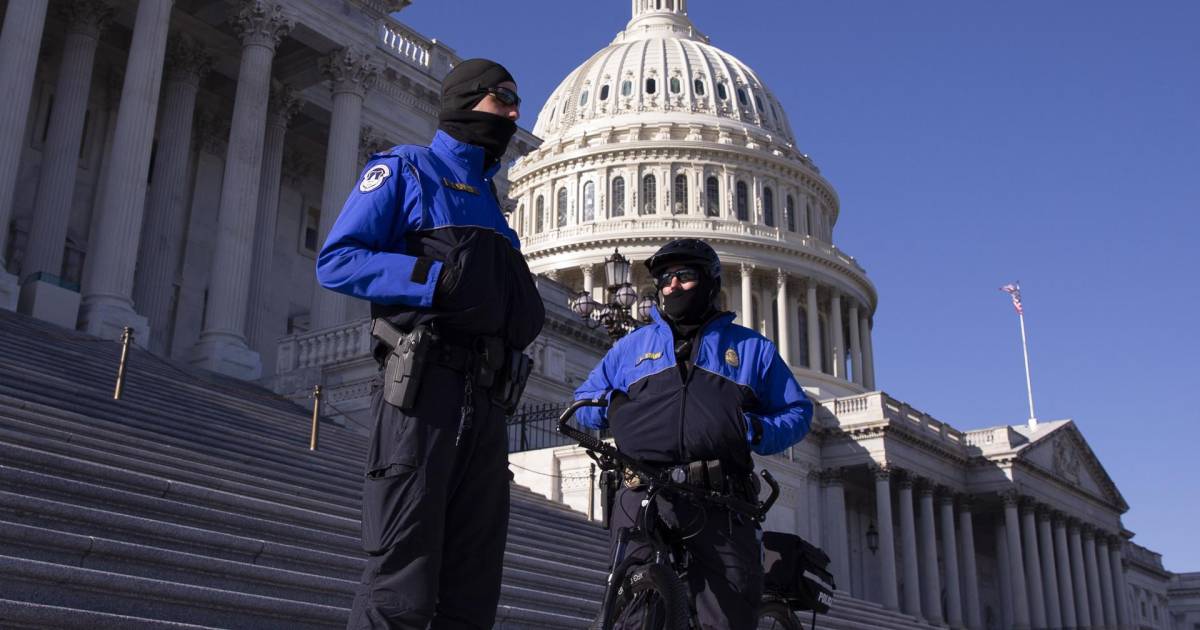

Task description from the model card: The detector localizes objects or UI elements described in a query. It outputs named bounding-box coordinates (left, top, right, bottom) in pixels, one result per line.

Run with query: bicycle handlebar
left=556, top=397, right=781, bottom=522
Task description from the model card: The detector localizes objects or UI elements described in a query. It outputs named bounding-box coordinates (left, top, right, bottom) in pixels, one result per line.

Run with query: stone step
left=0, top=598, right=222, bottom=630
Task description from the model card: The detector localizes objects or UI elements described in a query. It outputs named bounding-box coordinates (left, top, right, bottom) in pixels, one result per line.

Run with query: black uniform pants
left=608, top=486, right=763, bottom=630
left=347, top=362, right=510, bottom=629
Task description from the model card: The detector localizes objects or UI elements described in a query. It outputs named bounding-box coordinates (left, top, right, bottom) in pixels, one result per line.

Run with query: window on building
left=556, top=187, right=568, bottom=227
left=599, top=84, right=610, bottom=101
left=736, top=181, right=748, bottom=221
left=805, top=201, right=814, bottom=236
left=515, top=203, right=524, bottom=234
left=786, top=194, right=796, bottom=232
left=646, top=78, right=657, bottom=94
left=621, top=80, right=632, bottom=97
left=694, top=78, right=706, bottom=96
left=535, top=195, right=545, bottom=232
left=717, top=82, right=728, bottom=101
left=611, top=176, right=625, bottom=217
left=797, top=307, right=810, bottom=367
left=755, top=94, right=764, bottom=111
left=301, top=206, right=321, bottom=256
left=763, top=187, right=775, bottom=227
left=672, top=174, right=687, bottom=214
left=641, top=174, right=657, bottom=215
left=669, top=77, right=681, bottom=94
left=705, top=176, right=720, bottom=217
left=582, top=181, right=595, bottom=222
left=737, top=88, right=748, bottom=106
left=579, top=90, right=589, bottom=106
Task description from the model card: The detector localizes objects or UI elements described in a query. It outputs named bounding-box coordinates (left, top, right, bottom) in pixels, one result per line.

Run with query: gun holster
left=599, top=468, right=620, bottom=530
left=371, top=319, right=432, bottom=411
left=492, top=349, right=533, bottom=415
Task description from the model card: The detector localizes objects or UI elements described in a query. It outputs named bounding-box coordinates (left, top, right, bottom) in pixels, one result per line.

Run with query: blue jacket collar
left=431, top=130, right=502, bottom=179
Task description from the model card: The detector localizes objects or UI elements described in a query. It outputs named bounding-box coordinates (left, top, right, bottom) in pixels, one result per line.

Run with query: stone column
left=245, top=84, right=302, bottom=354
left=918, top=483, right=943, bottom=624
left=1069, top=521, right=1093, bottom=628
left=1109, top=539, right=1131, bottom=629
left=1019, top=501, right=1048, bottom=629
left=1097, top=535, right=1118, bottom=629
left=957, top=499, right=983, bottom=630
left=23, top=0, right=112, bottom=283
left=829, top=289, right=844, bottom=379
left=0, top=0, right=51, bottom=308
left=1002, top=491, right=1032, bottom=629
left=78, top=0, right=174, bottom=342
left=131, top=36, right=209, bottom=356
left=776, top=270, right=791, bottom=363
left=807, top=470, right=822, bottom=549
left=872, top=465, right=900, bottom=611
left=848, top=301, right=863, bottom=386
left=1083, top=527, right=1105, bottom=627
left=581, top=264, right=594, bottom=297
left=738, top=262, right=753, bottom=328
left=822, top=469, right=851, bottom=591
left=309, top=47, right=378, bottom=330
left=1037, top=508, right=1063, bottom=630
left=897, top=474, right=922, bottom=617
left=996, top=520, right=1014, bottom=629
left=1054, top=514, right=1078, bottom=629
left=806, top=280, right=821, bottom=371
left=860, top=311, right=876, bottom=389
left=191, top=0, right=292, bottom=378
left=939, top=493, right=964, bottom=628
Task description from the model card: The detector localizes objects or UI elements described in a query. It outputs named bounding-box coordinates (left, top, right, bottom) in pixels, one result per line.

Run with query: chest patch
left=442, top=177, right=479, bottom=195
left=358, top=164, right=391, bottom=193
left=635, top=351, right=663, bottom=366
left=724, top=348, right=740, bottom=368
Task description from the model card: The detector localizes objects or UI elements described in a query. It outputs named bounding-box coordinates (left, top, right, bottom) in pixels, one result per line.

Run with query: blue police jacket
left=574, top=306, right=814, bottom=471
left=316, top=130, right=544, bottom=349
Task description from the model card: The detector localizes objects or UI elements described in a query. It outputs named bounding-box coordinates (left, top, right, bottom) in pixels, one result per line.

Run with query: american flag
left=999, top=282, right=1023, bottom=315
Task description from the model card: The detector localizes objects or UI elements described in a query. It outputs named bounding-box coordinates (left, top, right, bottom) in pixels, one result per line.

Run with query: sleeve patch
left=358, top=163, right=392, bottom=193
left=411, top=257, right=434, bottom=284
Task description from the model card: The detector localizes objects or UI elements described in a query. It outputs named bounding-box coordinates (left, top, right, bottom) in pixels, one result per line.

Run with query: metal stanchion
left=588, top=463, right=596, bottom=521
left=113, top=327, right=133, bottom=400
left=310, top=385, right=322, bottom=451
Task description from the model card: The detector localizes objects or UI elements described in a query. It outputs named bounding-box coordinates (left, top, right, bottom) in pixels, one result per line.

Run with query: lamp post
left=866, top=522, right=880, bottom=555
left=569, top=249, right=656, bottom=342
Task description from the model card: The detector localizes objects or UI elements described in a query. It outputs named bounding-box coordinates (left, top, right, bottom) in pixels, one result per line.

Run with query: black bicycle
left=558, top=398, right=810, bottom=630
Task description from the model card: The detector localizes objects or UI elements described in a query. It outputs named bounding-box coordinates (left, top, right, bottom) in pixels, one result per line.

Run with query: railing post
left=588, top=463, right=596, bottom=521
left=520, top=410, right=528, bottom=451
left=113, top=327, right=133, bottom=400
left=310, top=385, right=321, bottom=451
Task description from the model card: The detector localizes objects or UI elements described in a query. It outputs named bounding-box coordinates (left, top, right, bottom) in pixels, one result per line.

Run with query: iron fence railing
left=507, top=401, right=609, bottom=453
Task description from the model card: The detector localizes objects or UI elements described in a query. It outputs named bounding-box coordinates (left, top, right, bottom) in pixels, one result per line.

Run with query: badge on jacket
left=724, top=348, right=740, bottom=368
left=442, top=177, right=479, bottom=195
left=635, top=351, right=663, bottom=366
left=359, top=164, right=391, bottom=192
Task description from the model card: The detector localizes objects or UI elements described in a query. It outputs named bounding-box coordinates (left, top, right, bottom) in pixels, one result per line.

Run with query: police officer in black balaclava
left=321, top=57, right=545, bottom=630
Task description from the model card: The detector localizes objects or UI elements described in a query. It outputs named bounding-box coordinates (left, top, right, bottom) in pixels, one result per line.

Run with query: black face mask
left=662, top=271, right=718, bottom=327
left=438, top=109, right=517, bottom=170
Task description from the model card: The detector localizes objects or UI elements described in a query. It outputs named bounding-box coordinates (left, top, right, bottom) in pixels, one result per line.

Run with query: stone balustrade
left=378, top=20, right=430, bottom=69
left=276, top=318, right=372, bottom=374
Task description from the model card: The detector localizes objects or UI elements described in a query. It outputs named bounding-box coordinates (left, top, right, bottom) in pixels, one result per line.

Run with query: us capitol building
left=0, top=0, right=1194, bottom=628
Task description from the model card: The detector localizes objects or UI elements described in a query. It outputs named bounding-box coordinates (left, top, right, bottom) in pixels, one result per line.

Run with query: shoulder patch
left=724, top=347, right=740, bottom=368
left=442, top=177, right=480, bottom=195
left=359, top=163, right=391, bottom=193
left=635, top=351, right=663, bottom=366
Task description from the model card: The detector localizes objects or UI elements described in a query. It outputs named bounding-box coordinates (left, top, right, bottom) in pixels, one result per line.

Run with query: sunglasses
left=484, top=86, right=521, bottom=108
left=656, top=268, right=700, bottom=289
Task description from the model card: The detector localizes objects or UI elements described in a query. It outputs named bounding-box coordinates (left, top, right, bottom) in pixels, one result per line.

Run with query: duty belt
left=622, top=459, right=757, bottom=502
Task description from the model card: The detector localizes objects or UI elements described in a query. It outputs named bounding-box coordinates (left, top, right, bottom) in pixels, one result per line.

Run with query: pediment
left=1018, top=423, right=1127, bottom=511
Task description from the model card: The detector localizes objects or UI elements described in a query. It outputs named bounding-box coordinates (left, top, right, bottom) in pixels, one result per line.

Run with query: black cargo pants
left=608, top=486, right=763, bottom=630
left=346, top=361, right=510, bottom=629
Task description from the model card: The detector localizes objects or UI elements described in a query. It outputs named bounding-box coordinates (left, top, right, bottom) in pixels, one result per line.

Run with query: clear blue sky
left=398, top=1, right=1200, bottom=571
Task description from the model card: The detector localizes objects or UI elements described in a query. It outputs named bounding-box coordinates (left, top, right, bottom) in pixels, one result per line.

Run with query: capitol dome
left=508, top=0, right=879, bottom=396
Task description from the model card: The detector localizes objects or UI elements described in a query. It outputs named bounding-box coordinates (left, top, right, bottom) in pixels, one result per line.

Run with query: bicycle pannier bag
left=761, top=531, right=836, bottom=613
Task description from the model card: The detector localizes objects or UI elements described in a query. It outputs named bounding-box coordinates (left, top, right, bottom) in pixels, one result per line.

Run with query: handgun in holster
left=599, top=468, right=620, bottom=530
left=371, top=319, right=432, bottom=410
left=493, top=350, right=533, bottom=415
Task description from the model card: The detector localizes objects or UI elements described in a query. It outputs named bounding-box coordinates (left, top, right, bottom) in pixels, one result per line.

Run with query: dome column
left=739, top=263, right=753, bottom=328
left=775, top=270, right=791, bottom=363
left=806, top=280, right=821, bottom=372
left=829, top=289, right=844, bottom=379
left=848, top=301, right=863, bottom=385
left=860, top=311, right=876, bottom=388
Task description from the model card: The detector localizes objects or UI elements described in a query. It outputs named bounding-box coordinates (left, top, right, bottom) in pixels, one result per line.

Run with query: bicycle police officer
left=574, top=238, right=813, bottom=628
left=317, top=59, right=544, bottom=629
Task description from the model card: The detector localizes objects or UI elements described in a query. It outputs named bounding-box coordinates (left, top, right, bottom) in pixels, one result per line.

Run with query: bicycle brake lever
left=757, top=469, right=780, bottom=520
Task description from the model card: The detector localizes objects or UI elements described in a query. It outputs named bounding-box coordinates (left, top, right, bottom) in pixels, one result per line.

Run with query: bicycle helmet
left=644, top=239, right=723, bottom=292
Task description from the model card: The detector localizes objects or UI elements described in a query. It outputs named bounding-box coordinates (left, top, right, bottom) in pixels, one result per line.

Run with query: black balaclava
left=437, top=58, right=518, bottom=170
left=661, top=268, right=720, bottom=374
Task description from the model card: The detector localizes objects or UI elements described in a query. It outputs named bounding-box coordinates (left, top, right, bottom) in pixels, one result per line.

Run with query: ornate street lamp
left=569, top=248, right=656, bottom=341
left=866, top=522, right=879, bottom=555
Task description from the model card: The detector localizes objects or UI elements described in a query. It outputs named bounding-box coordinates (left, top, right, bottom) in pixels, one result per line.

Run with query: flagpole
left=1017, top=311, right=1037, bottom=430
